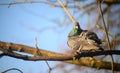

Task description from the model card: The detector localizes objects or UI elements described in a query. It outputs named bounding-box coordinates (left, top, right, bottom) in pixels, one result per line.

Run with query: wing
left=78, top=30, right=103, bottom=51
left=84, top=30, right=102, bottom=45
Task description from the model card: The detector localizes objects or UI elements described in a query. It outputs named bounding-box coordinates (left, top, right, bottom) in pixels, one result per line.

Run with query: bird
left=67, top=22, right=103, bottom=54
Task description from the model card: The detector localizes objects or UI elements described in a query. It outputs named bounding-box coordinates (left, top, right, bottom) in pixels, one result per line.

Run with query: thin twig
left=2, top=68, right=23, bottom=73
left=45, top=61, right=52, bottom=73
left=35, top=37, right=41, bottom=56
left=35, top=37, right=52, bottom=73
left=57, top=0, right=77, bottom=26
left=97, top=1, right=114, bottom=73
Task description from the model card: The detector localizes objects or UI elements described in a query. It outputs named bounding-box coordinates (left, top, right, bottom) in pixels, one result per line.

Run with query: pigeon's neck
left=74, top=22, right=83, bottom=34
left=68, top=26, right=82, bottom=37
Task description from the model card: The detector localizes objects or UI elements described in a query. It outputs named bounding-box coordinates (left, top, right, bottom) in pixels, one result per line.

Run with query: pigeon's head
left=68, top=22, right=82, bottom=37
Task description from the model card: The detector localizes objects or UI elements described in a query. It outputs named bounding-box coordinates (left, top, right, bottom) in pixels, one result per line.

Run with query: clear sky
left=0, top=0, right=92, bottom=73
left=0, top=0, right=74, bottom=73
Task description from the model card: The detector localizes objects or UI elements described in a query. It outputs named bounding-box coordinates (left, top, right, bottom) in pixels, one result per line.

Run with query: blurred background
left=0, top=0, right=120, bottom=73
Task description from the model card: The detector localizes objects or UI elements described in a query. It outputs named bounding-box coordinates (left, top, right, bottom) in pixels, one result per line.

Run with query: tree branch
left=0, top=41, right=120, bottom=71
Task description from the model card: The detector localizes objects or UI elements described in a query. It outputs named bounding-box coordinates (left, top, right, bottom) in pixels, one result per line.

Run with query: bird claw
left=73, top=50, right=95, bottom=59
left=73, top=50, right=85, bottom=60
left=73, top=51, right=81, bottom=60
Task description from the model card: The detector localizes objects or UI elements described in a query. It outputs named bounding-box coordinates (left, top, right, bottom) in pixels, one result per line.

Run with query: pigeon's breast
left=67, top=36, right=80, bottom=50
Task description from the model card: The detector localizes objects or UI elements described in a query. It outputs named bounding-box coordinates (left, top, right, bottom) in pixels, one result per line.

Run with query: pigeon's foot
left=73, top=51, right=82, bottom=60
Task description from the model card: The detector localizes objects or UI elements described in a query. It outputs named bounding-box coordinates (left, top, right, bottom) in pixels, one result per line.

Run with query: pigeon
left=67, top=22, right=103, bottom=54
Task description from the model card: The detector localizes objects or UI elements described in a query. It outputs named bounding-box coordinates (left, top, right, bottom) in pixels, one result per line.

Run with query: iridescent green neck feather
left=69, top=28, right=79, bottom=36
left=68, top=22, right=82, bottom=37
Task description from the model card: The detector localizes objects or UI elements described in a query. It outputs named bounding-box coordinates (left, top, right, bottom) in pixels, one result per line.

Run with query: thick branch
left=0, top=41, right=120, bottom=59
left=0, top=41, right=120, bottom=71
left=0, top=41, right=65, bottom=57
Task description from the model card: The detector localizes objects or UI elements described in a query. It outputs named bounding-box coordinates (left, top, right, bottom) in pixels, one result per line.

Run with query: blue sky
left=0, top=0, right=70, bottom=49
left=0, top=0, right=100, bottom=73
left=0, top=0, right=75, bottom=73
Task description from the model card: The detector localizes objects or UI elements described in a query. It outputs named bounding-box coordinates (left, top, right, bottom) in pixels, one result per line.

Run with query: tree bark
left=0, top=41, right=120, bottom=71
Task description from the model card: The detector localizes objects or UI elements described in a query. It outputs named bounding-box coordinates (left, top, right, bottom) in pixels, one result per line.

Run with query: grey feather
left=67, top=24, right=103, bottom=53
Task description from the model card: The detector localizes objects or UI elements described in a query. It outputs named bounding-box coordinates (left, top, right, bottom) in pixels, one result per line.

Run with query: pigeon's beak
left=74, top=22, right=79, bottom=29
left=74, top=25, right=78, bottom=29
